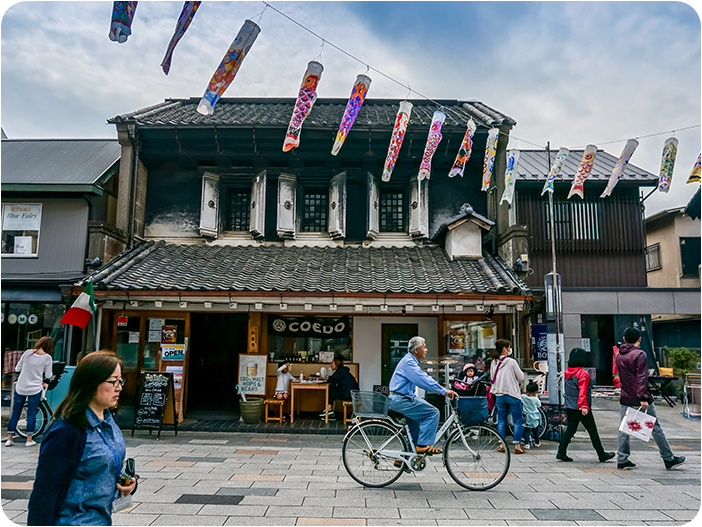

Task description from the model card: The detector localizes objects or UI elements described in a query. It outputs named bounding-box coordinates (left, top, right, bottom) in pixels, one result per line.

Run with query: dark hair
left=32, top=336, right=54, bottom=357
left=54, top=351, right=121, bottom=430
left=568, top=348, right=589, bottom=368
left=624, top=327, right=641, bottom=344
left=495, top=339, right=511, bottom=355
left=526, top=382, right=539, bottom=394
left=333, top=355, right=344, bottom=369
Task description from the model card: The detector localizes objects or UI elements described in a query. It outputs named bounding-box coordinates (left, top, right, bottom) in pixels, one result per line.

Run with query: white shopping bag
left=619, top=406, right=657, bottom=442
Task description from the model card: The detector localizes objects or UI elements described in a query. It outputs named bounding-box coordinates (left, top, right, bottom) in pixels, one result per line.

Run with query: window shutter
left=366, top=171, right=379, bottom=239
left=328, top=172, right=347, bottom=239
left=276, top=174, right=297, bottom=239
left=409, top=175, right=429, bottom=239
left=199, top=172, right=220, bottom=238
left=249, top=170, right=267, bottom=238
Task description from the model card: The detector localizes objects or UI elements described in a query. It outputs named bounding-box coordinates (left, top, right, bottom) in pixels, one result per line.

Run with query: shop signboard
left=162, top=344, right=185, bottom=361
left=238, top=354, right=267, bottom=395
left=117, top=315, right=128, bottom=327
left=2, top=204, right=42, bottom=231
left=131, top=371, right=178, bottom=439
left=268, top=315, right=350, bottom=338
left=532, top=324, right=548, bottom=362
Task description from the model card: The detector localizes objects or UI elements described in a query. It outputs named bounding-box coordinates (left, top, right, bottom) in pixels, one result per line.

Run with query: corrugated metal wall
left=2, top=199, right=88, bottom=275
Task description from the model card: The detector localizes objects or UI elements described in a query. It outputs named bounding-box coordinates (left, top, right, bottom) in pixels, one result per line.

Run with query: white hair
left=408, top=336, right=425, bottom=355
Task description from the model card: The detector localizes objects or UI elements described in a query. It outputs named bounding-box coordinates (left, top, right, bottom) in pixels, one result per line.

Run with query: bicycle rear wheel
left=15, top=402, right=50, bottom=439
left=444, top=424, right=510, bottom=491
left=342, top=420, right=408, bottom=488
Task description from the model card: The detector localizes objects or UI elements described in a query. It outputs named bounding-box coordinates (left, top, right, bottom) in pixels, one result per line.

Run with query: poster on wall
left=161, top=325, right=177, bottom=344
left=448, top=331, right=465, bottom=354
left=238, top=354, right=267, bottom=395
left=13, top=236, right=33, bottom=255
left=162, top=344, right=185, bottom=361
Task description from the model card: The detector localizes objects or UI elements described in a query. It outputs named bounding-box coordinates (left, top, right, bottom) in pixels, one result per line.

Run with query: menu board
left=131, top=371, right=178, bottom=438
left=238, top=354, right=267, bottom=395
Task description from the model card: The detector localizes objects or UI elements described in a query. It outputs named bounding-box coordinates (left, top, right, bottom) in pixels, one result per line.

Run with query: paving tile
left=267, top=506, right=333, bottom=518
left=507, top=522, right=579, bottom=526
left=110, top=516, right=161, bottom=527
left=145, top=461, right=196, bottom=467
left=297, top=519, right=366, bottom=526
left=234, top=450, right=279, bottom=455
left=177, top=457, right=227, bottom=463
left=467, top=509, right=537, bottom=520
left=216, top=487, right=278, bottom=497
left=594, top=510, right=676, bottom=521
left=488, top=499, right=557, bottom=509
left=656, top=510, right=700, bottom=521
left=197, top=504, right=268, bottom=516
left=399, top=508, right=467, bottom=519
left=578, top=467, right=621, bottom=473
left=651, top=478, right=701, bottom=486
left=230, top=474, right=284, bottom=482
left=303, top=497, right=365, bottom=507
left=368, top=520, right=436, bottom=526
left=239, top=495, right=304, bottom=506
left=334, top=507, right=399, bottom=519
left=0, top=490, right=31, bottom=500
left=530, top=509, right=606, bottom=521
left=175, top=494, right=244, bottom=505
left=130, top=502, right=204, bottom=515
left=251, top=438, right=288, bottom=442
left=1, top=482, right=33, bottom=490
left=188, top=439, right=229, bottom=444
left=151, top=514, right=227, bottom=525
left=437, top=521, right=508, bottom=526
left=225, top=518, right=297, bottom=526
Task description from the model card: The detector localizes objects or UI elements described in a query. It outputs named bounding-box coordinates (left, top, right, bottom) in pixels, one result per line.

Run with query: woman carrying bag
left=490, top=339, right=526, bottom=455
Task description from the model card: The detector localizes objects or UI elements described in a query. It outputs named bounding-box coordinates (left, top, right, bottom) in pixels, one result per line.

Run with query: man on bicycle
left=389, top=336, right=458, bottom=455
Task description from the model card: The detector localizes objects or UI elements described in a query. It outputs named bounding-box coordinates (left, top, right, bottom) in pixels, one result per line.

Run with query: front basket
left=457, top=396, right=488, bottom=427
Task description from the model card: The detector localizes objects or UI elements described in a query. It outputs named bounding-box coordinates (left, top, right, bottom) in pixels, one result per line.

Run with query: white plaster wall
left=352, top=316, right=439, bottom=391
left=445, top=222, right=482, bottom=259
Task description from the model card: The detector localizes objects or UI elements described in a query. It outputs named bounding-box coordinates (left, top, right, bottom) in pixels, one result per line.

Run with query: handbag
left=619, top=406, right=657, bottom=442
left=486, top=357, right=505, bottom=411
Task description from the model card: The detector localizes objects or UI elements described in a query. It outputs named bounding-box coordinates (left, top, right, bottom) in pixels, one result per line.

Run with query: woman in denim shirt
left=28, top=351, right=136, bottom=526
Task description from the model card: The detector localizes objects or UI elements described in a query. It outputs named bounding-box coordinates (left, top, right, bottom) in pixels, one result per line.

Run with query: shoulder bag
left=486, top=357, right=505, bottom=411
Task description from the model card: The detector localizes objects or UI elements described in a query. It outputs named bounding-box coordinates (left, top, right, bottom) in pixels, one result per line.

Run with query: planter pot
left=239, top=399, right=263, bottom=424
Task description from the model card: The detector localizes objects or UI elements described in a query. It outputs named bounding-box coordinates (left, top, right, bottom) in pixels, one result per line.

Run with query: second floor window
left=2, top=203, right=42, bottom=257
left=680, top=237, right=701, bottom=278
left=380, top=189, right=405, bottom=232
left=302, top=190, right=328, bottom=232
left=226, top=189, right=251, bottom=231
left=645, top=243, right=661, bottom=271
left=545, top=200, right=601, bottom=241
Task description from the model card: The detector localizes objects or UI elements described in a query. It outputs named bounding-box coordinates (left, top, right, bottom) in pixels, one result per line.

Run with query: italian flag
left=60, top=281, right=96, bottom=328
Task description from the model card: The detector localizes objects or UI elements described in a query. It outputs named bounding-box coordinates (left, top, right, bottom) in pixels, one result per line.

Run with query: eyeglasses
left=105, top=378, right=125, bottom=388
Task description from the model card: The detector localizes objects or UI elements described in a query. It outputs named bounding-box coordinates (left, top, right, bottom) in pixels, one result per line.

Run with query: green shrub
left=664, top=346, right=700, bottom=375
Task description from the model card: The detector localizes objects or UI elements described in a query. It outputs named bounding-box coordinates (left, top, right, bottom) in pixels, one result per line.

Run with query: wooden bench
left=342, top=400, right=354, bottom=424
left=264, top=398, right=285, bottom=423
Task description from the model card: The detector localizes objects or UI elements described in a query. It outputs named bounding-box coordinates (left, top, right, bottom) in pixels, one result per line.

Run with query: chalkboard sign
left=131, top=371, right=178, bottom=439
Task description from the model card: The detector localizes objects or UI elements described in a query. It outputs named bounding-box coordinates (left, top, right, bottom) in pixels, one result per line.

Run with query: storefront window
left=143, top=318, right=186, bottom=369
left=1, top=302, right=66, bottom=358
left=116, top=316, right=140, bottom=370
left=267, top=314, right=352, bottom=363
left=444, top=319, right=498, bottom=371
left=1, top=204, right=42, bottom=257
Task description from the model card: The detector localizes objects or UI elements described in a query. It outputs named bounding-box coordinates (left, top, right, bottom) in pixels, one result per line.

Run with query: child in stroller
left=452, top=363, right=488, bottom=397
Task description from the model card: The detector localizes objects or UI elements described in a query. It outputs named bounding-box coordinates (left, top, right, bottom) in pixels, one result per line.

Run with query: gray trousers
left=617, top=403, right=674, bottom=464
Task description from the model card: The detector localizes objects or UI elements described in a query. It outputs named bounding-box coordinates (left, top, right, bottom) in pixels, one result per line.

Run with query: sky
left=1, top=1, right=700, bottom=217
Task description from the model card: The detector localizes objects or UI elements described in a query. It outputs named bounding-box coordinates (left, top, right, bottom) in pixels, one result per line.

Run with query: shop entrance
left=188, top=313, right=248, bottom=413
left=381, top=324, right=418, bottom=386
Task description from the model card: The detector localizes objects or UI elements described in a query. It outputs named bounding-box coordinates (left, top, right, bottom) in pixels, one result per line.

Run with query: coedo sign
left=268, top=315, right=350, bottom=338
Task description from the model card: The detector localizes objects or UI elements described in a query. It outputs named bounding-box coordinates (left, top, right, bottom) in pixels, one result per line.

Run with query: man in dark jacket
left=616, top=327, right=685, bottom=470
left=322, top=356, right=359, bottom=419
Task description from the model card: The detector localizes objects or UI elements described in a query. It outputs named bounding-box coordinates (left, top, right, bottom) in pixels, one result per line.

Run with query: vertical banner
left=601, top=139, right=639, bottom=197
left=197, top=19, right=261, bottom=116
left=481, top=128, right=499, bottom=191
left=687, top=154, right=701, bottom=184
left=656, top=137, right=678, bottom=193
left=418, top=110, right=446, bottom=181
left=448, top=119, right=476, bottom=178
left=567, top=145, right=597, bottom=199
left=382, top=101, right=413, bottom=182
left=499, top=149, right=520, bottom=205
left=283, top=61, right=324, bottom=152
left=541, top=147, right=569, bottom=196
left=331, top=74, right=371, bottom=156
left=161, top=1, right=201, bottom=74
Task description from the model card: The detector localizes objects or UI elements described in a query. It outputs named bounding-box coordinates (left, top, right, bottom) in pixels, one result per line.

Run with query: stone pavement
left=1, top=398, right=700, bottom=526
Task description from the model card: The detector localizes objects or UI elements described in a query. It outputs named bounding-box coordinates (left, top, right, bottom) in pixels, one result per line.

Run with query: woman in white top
left=490, top=338, right=526, bottom=455
left=6, top=336, right=54, bottom=447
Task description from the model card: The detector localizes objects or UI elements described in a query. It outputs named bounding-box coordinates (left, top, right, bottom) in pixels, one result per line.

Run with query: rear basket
left=457, top=396, right=488, bottom=427
left=351, top=390, right=390, bottom=418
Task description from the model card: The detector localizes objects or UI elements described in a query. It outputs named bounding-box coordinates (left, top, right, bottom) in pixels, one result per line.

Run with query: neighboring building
left=71, top=97, right=531, bottom=416
left=1, top=139, right=123, bottom=361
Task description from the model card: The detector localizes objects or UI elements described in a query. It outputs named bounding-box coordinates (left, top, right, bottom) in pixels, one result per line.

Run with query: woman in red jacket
left=556, top=348, right=615, bottom=462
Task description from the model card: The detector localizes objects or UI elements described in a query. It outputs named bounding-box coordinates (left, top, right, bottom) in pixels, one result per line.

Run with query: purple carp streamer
left=331, top=74, right=371, bottom=156
left=656, top=137, right=678, bottom=193
left=448, top=119, right=476, bottom=178
left=541, top=147, right=569, bottom=196
left=197, top=19, right=261, bottom=116
left=481, top=128, right=499, bottom=191
left=601, top=139, right=639, bottom=197
left=382, top=101, right=413, bottom=182
left=688, top=154, right=701, bottom=184
left=418, top=110, right=446, bottom=181
left=499, top=150, right=520, bottom=205
left=567, top=145, right=597, bottom=199
left=109, top=1, right=138, bottom=43
left=161, top=1, right=201, bottom=75
left=283, top=61, right=324, bottom=152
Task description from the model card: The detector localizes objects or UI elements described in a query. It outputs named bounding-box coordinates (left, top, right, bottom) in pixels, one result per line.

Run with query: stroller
left=452, top=370, right=489, bottom=397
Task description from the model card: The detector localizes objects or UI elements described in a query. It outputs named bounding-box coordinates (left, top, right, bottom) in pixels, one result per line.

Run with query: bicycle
left=486, top=404, right=548, bottom=443
left=341, top=391, right=510, bottom=490
left=13, top=361, right=67, bottom=439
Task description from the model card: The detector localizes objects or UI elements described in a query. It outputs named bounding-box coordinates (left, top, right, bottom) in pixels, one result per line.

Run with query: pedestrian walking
left=521, top=382, right=542, bottom=449
left=616, top=327, right=686, bottom=470
left=6, top=336, right=54, bottom=448
left=556, top=348, right=615, bottom=462
left=27, top=351, right=136, bottom=526
left=490, top=339, right=526, bottom=454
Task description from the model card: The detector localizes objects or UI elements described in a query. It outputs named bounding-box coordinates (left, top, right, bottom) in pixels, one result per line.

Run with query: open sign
left=162, top=344, right=185, bottom=361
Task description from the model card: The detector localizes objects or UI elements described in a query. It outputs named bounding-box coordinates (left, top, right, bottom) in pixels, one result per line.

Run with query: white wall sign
left=238, top=354, right=267, bottom=395
left=2, top=204, right=42, bottom=231
left=13, top=236, right=34, bottom=255
left=128, top=331, right=140, bottom=344
left=581, top=338, right=591, bottom=351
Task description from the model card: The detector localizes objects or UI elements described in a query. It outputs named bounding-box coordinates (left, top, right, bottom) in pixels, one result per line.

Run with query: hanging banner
left=481, top=128, right=499, bottom=191
left=418, top=110, right=446, bottom=181
left=448, top=119, right=476, bottom=178
left=331, top=74, right=371, bottom=156
left=197, top=19, right=261, bottom=116
left=567, top=145, right=597, bottom=199
left=283, top=60, right=324, bottom=152
left=382, top=101, right=413, bottom=182
left=499, top=149, right=520, bottom=205
left=268, top=315, right=350, bottom=338
left=687, top=154, right=701, bottom=184
left=161, top=1, right=201, bottom=75
left=656, top=137, right=678, bottom=193
left=601, top=139, right=639, bottom=198
left=541, top=147, right=569, bottom=196
left=109, top=1, right=138, bottom=43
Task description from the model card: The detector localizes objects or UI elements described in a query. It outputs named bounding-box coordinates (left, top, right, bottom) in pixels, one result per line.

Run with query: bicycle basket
left=457, top=396, right=488, bottom=427
left=351, top=390, right=390, bottom=418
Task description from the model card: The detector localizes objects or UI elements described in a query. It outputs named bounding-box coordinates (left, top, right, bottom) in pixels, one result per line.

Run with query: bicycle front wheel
left=15, top=402, right=50, bottom=439
left=342, top=420, right=408, bottom=488
left=444, top=424, right=510, bottom=491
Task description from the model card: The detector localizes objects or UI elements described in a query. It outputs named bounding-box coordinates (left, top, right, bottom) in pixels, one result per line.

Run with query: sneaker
left=664, top=456, right=686, bottom=470
left=599, top=452, right=616, bottom=463
left=25, top=440, right=36, bottom=447
left=523, top=443, right=530, bottom=450
left=319, top=411, right=334, bottom=417
left=533, top=439, right=541, bottom=447
left=5, top=439, right=13, bottom=447
left=618, top=460, right=636, bottom=470
left=556, top=453, right=573, bottom=462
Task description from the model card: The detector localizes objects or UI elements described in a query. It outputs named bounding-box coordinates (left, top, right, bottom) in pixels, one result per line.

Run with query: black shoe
left=618, top=460, right=636, bottom=470
left=556, top=454, right=573, bottom=462
left=599, top=452, right=616, bottom=463
left=664, top=456, right=686, bottom=470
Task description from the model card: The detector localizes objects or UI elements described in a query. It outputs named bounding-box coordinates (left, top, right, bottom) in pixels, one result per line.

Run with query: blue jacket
left=389, top=353, right=447, bottom=397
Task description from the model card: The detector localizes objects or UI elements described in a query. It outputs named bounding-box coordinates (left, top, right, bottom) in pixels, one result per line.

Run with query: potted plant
left=664, top=346, right=700, bottom=398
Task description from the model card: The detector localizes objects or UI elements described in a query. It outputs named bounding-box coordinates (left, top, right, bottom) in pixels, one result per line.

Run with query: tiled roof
left=517, top=149, right=657, bottom=182
left=108, top=98, right=516, bottom=130
left=89, top=241, right=528, bottom=296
